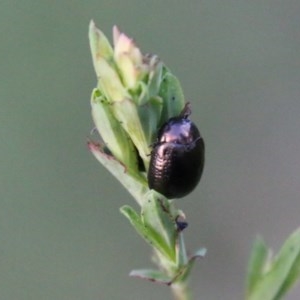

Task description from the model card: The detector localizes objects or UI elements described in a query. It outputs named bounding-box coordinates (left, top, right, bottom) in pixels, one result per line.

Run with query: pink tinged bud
left=113, top=26, right=143, bottom=88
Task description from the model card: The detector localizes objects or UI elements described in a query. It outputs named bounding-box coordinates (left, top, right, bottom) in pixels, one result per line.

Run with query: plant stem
left=171, top=281, right=192, bottom=300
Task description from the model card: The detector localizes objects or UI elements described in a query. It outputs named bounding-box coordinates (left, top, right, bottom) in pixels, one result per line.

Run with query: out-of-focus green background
left=1, top=1, right=300, bottom=299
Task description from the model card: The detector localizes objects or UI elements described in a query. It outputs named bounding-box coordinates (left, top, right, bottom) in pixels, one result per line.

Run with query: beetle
left=147, top=103, right=205, bottom=199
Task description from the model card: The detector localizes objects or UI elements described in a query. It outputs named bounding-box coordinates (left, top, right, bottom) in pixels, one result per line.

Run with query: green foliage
left=120, top=191, right=206, bottom=285
left=88, top=21, right=300, bottom=300
left=246, top=228, right=300, bottom=300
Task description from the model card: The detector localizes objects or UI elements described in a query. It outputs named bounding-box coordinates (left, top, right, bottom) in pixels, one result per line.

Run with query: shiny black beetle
left=148, top=103, right=205, bottom=199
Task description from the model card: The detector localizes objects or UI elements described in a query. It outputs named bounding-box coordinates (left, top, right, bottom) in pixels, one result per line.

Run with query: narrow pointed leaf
left=272, top=228, right=300, bottom=299
left=129, top=269, right=172, bottom=284
left=248, top=228, right=300, bottom=300
left=96, top=58, right=128, bottom=101
left=141, top=191, right=176, bottom=261
left=246, top=236, right=269, bottom=297
left=172, top=247, right=207, bottom=283
left=147, top=56, right=163, bottom=99
left=88, top=142, right=147, bottom=205
left=89, top=20, right=114, bottom=66
left=158, top=67, right=185, bottom=125
left=112, top=98, right=149, bottom=163
left=91, top=89, right=138, bottom=170
left=120, top=205, right=175, bottom=261
left=137, top=96, right=163, bottom=146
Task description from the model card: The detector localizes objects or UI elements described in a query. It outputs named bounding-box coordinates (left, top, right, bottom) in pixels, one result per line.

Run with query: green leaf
left=96, top=58, right=129, bottom=102
left=158, top=67, right=185, bottom=125
left=112, top=98, right=150, bottom=164
left=89, top=20, right=114, bottom=67
left=141, top=191, right=177, bottom=260
left=172, top=247, right=207, bottom=283
left=91, top=89, right=138, bottom=170
left=273, top=228, right=300, bottom=299
left=89, top=22, right=129, bottom=102
left=120, top=205, right=175, bottom=261
left=246, top=236, right=269, bottom=297
left=147, top=58, right=163, bottom=99
left=88, top=141, right=147, bottom=206
left=137, top=96, right=163, bottom=146
left=247, top=228, right=300, bottom=300
left=129, top=269, right=172, bottom=284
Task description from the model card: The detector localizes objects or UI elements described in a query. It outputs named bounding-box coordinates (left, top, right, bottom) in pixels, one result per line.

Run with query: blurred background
left=1, top=1, right=300, bottom=299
